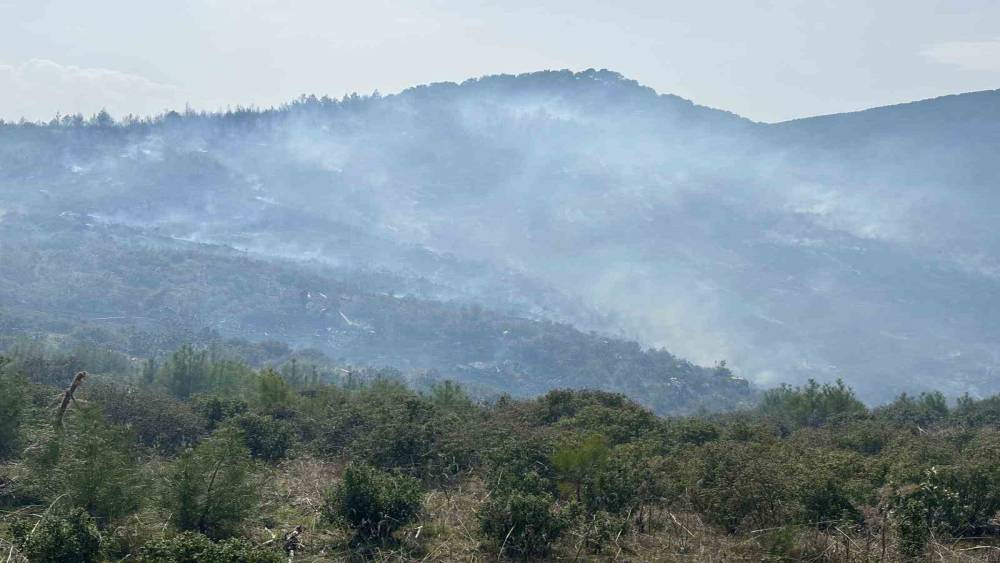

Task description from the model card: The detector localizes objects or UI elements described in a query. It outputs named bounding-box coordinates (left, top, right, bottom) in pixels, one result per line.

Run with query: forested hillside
left=2, top=69, right=1000, bottom=400
left=0, top=211, right=751, bottom=415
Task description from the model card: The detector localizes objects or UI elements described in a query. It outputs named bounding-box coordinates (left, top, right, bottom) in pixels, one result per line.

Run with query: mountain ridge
left=2, top=68, right=999, bottom=403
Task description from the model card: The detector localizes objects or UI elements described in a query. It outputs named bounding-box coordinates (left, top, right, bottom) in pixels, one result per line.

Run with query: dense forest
left=4, top=343, right=1000, bottom=561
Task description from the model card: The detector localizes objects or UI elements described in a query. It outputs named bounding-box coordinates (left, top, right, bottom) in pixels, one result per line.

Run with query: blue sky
left=1, top=0, right=997, bottom=122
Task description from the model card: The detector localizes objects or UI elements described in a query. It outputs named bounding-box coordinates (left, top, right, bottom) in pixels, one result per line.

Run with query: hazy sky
left=1, top=0, right=998, bottom=122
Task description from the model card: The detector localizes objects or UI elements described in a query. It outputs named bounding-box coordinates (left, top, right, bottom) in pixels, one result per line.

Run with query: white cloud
left=921, top=40, right=1000, bottom=71
left=0, top=59, right=185, bottom=121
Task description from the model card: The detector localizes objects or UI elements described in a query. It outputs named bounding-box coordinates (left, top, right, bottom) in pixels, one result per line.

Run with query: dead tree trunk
left=55, top=371, right=87, bottom=428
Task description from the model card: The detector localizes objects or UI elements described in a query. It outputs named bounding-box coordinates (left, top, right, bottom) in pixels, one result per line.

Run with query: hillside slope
left=1, top=70, right=999, bottom=400
left=0, top=211, right=752, bottom=414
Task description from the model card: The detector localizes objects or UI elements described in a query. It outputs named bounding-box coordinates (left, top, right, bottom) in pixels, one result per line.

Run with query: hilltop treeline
left=3, top=345, right=1000, bottom=561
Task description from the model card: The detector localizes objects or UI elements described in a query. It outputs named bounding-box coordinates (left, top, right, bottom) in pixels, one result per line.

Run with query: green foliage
left=585, top=444, right=657, bottom=515
left=193, top=395, right=249, bottom=430
left=163, top=426, right=257, bottom=539
left=429, top=379, right=474, bottom=412
left=84, top=380, right=205, bottom=452
left=138, top=532, right=282, bottom=563
left=551, top=433, right=609, bottom=503
left=662, top=417, right=722, bottom=446
left=323, top=462, right=424, bottom=541
left=24, top=405, right=143, bottom=525
left=157, top=345, right=209, bottom=399
left=953, top=393, right=1000, bottom=427
left=875, top=392, right=949, bottom=427
left=157, top=345, right=252, bottom=400
left=758, top=379, right=866, bottom=429
left=799, top=479, right=860, bottom=528
left=478, top=490, right=567, bottom=559
left=18, top=341, right=1000, bottom=559
left=231, top=413, right=295, bottom=462
left=0, top=357, right=26, bottom=458
left=829, top=419, right=893, bottom=455
left=686, top=442, right=796, bottom=532
left=10, top=507, right=102, bottom=563
left=255, top=368, right=295, bottom=415
left=538, top=390, right=634, bottom=425
left=485, top=438, right=557, bottom=497
left=890, top=462, right=1000, bottom=550
left=549, top=395, right=662, bottom=445
left=894, top=493, right=931, bottom=557
left=316, top=383, right=478, bottom=478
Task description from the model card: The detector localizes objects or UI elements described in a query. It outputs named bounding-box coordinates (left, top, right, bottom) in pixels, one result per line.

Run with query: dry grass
left=7, top=456, right=1000, bottom=562
left=250, top=460, right=1000, bottom=562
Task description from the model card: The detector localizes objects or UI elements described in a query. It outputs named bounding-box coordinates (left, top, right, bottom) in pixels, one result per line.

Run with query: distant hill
left=0, top=211, right=753, bottom=415
left=1, top=69, right=999, bottom=402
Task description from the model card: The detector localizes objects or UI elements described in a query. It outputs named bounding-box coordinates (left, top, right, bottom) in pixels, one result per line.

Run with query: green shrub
left=686, top=442, right=796, bottom=532
left=759, top=379, right=866, bottom=429
left=231, top=413, right=295, bottom=462
left=585, top=447, right=653, bottom=515
left=192, top=395, right=249, bottom=430
left=163, top=426, right=257, bottom=539
left=255, top=368, right=295, bottom=416
left=429, top=379, right=474, bottom=412
left=323, top=462, right=424, bottom=541
left=875, top=392, right=949, bottom=427
left=663, top=417, right=721, bottom=446
left=485, top=438, right=557, bottom=497
left=138, top=531, right=282, bottom=563
left=10, top=507, right=102, bottom=563
left=25, top=405, right=143, bottom=525
left=478, top=490, right=567, bottom=559
left=892, top=492, right=932, bottom=557
left=551, top=433, right=608, bottom=502
left=800, top=479, right=860, bottom=528
left=317, top=387, right=477, bottom=478
left=84, top=380, right=205, bottom=452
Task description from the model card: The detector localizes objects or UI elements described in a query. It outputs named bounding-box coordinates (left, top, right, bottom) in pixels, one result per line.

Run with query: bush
left=10, top=507, right=102, bottom=563
left=231, top=413, right=295, bottom=462
left=890, top=461, right=1000, bottom=555
left=23, top=405, right=143, bottom=525
left=485, top=438, right=557, bottom=497
left=478, top=490, right=567, bottom=559
left=800, top=479, right=860, bottom=528
left=83, top=381, right=205, bottom=452
left=323, top=462, right=423, bottom=541
left=585, top=446, right=654, bottom=515
left=663, top=417, right=722, bottom=447
left=686, top=442, right=796, bottom=532
left=192, top=395, right=249, bottom=431
left=138, top=532, right=282, bottom=563
left=255, top=369, right=295, bottom=416
left=759, top=379, right=866, bottom=429
left=875, top=392, right=949, bottom=427
left=163, top=427, right=256, bottom=539
left=551, top=433, right=608, bottom=502
left=317, top=387, right=477, bottom=478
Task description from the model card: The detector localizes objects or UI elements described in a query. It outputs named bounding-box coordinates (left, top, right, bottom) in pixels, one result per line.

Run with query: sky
left=0, top=0, right=998, bottom=123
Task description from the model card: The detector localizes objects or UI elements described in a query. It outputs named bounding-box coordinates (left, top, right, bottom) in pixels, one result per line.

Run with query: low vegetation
left=3, top=344, right=1000, bottom=561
